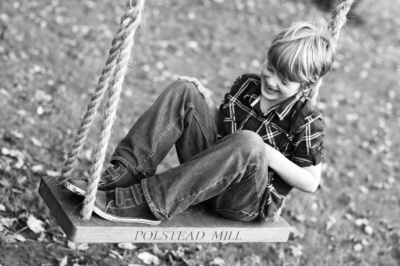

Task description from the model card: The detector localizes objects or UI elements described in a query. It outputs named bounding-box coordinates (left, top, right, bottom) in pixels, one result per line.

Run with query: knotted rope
left=58, top=0, right=146, bottom=220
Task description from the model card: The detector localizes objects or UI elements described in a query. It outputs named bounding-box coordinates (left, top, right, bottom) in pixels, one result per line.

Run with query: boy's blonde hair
left=267, top=21, right=335, bottom=105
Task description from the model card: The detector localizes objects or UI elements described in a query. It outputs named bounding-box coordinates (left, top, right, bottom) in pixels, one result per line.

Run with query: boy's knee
left=174, top=80, right=196, bottom=91
left=234, top=131, right=265, bottom=153
left=165, top=80, right=197, bottom=96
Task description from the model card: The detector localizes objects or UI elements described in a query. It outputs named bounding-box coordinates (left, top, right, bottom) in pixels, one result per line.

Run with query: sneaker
left=63, top=162, right=141, bottom=196
left=64, top=179, right=87, bottom=196
left=93, top=183, right=161, bottom=225
left=98, top=162, right=141, bottom=190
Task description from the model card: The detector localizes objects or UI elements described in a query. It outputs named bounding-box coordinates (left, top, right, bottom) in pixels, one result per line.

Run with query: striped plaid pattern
left=219, top=74, right=325, bottom=196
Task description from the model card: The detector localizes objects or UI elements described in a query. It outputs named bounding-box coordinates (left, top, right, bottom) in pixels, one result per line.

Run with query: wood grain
left=39, top=176, right=292, bottom=243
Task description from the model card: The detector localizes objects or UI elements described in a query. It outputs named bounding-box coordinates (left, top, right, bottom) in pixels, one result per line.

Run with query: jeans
left=112, top=80, right=270, bottom=222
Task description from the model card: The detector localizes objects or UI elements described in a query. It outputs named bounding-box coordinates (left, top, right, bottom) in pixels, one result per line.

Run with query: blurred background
left=0, top=0, right=399, bottom=265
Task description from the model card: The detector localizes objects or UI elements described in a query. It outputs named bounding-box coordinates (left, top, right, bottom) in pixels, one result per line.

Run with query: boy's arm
left=265, top=144, right=321, bottom=193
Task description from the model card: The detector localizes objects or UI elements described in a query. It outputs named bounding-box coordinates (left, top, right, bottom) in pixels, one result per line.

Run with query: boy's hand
left=178, top=76, right=213, bottom=105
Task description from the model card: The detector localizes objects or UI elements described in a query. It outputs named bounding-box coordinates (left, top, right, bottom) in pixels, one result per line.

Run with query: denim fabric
left=112, top=80, right=269, bottom=222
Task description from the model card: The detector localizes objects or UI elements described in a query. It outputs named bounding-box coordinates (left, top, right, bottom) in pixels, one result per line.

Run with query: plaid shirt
left=219, top=74, right=324, bottom=196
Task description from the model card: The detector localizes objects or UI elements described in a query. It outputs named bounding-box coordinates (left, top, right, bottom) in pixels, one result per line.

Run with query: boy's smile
left=260, top=60, right=302, bottom=110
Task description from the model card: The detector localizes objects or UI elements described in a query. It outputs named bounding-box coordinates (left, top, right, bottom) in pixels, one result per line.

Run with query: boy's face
left=260, top=60, right=302, bottom=106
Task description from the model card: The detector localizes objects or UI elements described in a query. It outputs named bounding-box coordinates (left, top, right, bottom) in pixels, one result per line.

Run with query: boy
left=71, top=21, right=334, bottom=224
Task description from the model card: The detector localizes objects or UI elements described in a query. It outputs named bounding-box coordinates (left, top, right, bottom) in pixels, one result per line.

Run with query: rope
left=81, top=0, right=146, bottom=220
left=328, top=0, right=356, bottom=41
left=58, top=0, right=145, bottom=186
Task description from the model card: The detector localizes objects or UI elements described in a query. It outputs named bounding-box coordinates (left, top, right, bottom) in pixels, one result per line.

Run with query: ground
left=0, top=0, right=400, bottom=265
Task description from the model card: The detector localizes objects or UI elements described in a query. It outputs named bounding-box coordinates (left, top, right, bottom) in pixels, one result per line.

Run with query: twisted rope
left=328, top=0, right=356, bottom=41
left=58, top=0, right=145, bottom=186
left=81, top=0, right=145, bottom=220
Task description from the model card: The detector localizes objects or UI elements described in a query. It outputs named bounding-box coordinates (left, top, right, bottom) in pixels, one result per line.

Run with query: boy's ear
left=302, top=81, right=313, bottom=91
left=304, top=79, right=320, bottom=90
left=301, top=81, right=316, bottom=96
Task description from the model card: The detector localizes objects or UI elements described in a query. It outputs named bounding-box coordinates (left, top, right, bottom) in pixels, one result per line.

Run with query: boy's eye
left=281, top=79, right=288, bottom=86
left=267, top=65, right=274, bottom=72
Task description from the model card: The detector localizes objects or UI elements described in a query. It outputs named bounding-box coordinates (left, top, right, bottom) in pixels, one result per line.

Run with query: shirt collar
left=273, top=91, right=304, bottom=120
left=244, top=85, right=305, bottom=120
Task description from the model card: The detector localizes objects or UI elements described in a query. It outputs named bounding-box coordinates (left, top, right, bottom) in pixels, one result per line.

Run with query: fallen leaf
left=1, top=148, right=25, bottom=168
left=361, top=239, right=370, bottom=246
left=46, top=170, right=59, bottom=177
left=37, top=106, right=44, bottom=115
left=4, top=234, right=18, bottom=244
left=359, top=186, right=369, bottom=194
left=117, top=242, right=137, bottom=250
left=294, top=214, right=306, bottom=222
left=34, top=90, right=52, bottom=102
left=0, top=203, right=6, bottom=211
left=364, top=225, right=374, bottom=235
left=344, top=213, right=354, bottom=221
left=17, top=176, right=27, bottom=185
left=138, top=252, right=160, bottom=265
left=291, top=226, right=305, bottom=239
left=15, top=233, right=26, bottom=242
left=58, top=256, right=68, bottom=266
left=372, top=182, right=384, bottom=190
left=310, top=202, right=318, bottom=211
left=31, top=164, right=44, bottom=173
left=67, top=240, right=89, bottom=251
left=152, top=244, right=163, bottom=255
left=186, top=41, right=199, bottom=52
left=16, top=109, right=28, bottom=116
left=326, top=216, right=337, bottom=231
left=289, top=244, right=303, bottom=257
left=27, top=215, right=46, bottom=233
left=109, top=250, right=124, bottom=260
left=10, top=130, right=24, bottom=139
left=0, top=217, right=17, bottom=228
left=210, top=258, right=225, bottom=266
left=31, top=137, right=42, bottom=147
left=243, top=255, right=261, bottom=265
left=38, top=231, right=46, bottom=242
left=0, top=178, right=11, bottom=188
left=359, top=70, right=368, bottom=79
left=355, top=218, right=369, bottom=227
left=353, top=243, right=363, bottom=252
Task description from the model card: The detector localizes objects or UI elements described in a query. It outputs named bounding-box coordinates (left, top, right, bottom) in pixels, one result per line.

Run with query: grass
left=0, top=0, right=399, bottom=265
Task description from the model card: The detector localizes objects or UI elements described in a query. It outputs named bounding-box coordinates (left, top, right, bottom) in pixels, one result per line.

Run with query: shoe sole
left=92, top=206, right=161, bottom=225
left=64, top=181, right=86, bottom=196
left=64, top=181, right=161, bottom=225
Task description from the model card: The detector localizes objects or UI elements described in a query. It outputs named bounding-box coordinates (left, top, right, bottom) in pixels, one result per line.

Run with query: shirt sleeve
left=220, top=75, right=244, bottom=105
left=219, top=75, right=245, bottom=136
left=219, top=74, right=260, bottom=137
left=291, top=108, right=325, bottom=167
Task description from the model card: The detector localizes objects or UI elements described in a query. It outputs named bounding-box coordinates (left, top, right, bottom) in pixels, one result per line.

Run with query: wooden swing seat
left=39, top=176, right=292, bottom=243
